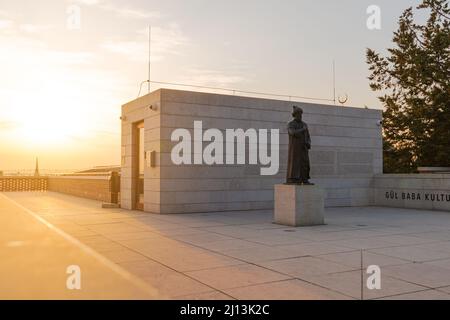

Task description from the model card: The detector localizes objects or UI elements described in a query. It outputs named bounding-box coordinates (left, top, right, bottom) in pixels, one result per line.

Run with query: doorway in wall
left=134, top=121, right=145, bottom=211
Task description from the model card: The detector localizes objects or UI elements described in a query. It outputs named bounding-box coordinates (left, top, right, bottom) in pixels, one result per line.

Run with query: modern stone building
left=120, top=89, right=383, bottom=214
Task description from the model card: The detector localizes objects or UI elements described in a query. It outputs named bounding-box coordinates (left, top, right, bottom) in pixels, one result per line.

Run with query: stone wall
left=374, top=174, right=450, bottom=212
left=121, top=89, right=383, bottom=214
left=121, top=90, right=161, bottom=211
left=48, top=175, right=113, bottom=203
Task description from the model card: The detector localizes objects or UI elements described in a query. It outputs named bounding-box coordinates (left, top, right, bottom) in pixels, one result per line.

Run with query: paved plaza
left=1, top=191, right=450, bottom=300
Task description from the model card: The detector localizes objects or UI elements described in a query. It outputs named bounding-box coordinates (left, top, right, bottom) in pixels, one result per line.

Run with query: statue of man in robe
left=286, top=106, right=313, bottom=185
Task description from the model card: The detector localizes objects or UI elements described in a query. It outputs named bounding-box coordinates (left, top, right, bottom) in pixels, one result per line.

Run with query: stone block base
left=274, top=184, right=325, bottom=227
left=102, top=203, right=120, bottom=209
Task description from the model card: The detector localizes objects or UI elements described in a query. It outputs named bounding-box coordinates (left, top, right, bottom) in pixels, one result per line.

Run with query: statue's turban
left=292, top=105, right=303, bottom=116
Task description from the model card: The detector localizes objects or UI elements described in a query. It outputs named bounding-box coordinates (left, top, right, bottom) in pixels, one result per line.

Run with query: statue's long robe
left=286, top=120, right=311, bottom=182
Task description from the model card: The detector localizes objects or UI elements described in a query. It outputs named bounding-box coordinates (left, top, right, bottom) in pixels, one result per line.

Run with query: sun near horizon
left=0, top=0, right=423, bottom=172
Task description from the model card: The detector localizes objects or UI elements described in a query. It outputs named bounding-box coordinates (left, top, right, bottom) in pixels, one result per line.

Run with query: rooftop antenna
left=148, top=25, right=152, bottom=93
left=137, top=26, right=152, bottom=98
left=34, top=157, right=40, bottom=177
left=332, top=59, right=336, bottom=105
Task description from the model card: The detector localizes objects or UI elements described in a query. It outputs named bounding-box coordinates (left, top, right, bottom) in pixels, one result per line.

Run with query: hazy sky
left=0, top=0, right=422, bottom=171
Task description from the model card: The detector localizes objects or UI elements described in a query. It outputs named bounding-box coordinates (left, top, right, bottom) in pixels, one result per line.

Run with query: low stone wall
left=374, top=174, right=450, bottom=212
left=48, top=175, right=113, bottom=203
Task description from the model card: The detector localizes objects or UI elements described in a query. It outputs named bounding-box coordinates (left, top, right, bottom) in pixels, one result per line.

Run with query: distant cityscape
left=0, top=159, right=120, bottom=177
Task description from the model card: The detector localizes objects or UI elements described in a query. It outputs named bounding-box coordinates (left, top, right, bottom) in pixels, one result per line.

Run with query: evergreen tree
left=367, top=0, right=450, bottom=173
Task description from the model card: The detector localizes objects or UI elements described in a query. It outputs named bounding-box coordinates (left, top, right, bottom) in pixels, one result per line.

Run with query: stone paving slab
left=259, top=256, right=357, bottom=278
left=382, top=263, right=450, bottom=288
left=2, top=191, right=450, bottom=300
left=425, top=258, right=450, bottom=270
left=438, top=286, right=450, bottom=294
left=305, top=270, right=427, bottom=299
left=316, top=251, right=410, bottom=268
left=369, top=245, right=450, bottom=262
left=0, top=193, right=158, bottom=299
left=223, top=279, right=353, bottom=300
left=176, top=291, right=234, bottom=300
left=378, top=289, right=450, bottom=300
left=186, top=264, right=292, bottom=290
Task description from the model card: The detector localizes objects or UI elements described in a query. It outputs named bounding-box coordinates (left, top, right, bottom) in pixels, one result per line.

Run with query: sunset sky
left=0, top=0, right=422, bottom=172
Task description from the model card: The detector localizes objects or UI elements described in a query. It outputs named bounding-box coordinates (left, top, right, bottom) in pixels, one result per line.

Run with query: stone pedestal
left=274, top=184, right=325, bottom=227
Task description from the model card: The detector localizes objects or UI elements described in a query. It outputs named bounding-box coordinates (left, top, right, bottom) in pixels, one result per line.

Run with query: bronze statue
left=286, top=106, right=313, bottom=185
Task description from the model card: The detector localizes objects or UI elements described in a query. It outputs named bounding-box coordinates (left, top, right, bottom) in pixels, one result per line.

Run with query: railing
left=141, top=80, right=336, bottom=103
left=0, top=176, right=48, bottom=192
left=0, top=172, right=120, bottom=204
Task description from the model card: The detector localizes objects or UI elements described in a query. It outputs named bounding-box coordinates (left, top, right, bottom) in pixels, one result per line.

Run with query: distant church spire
left=34, top=157, right=40, bottom=177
